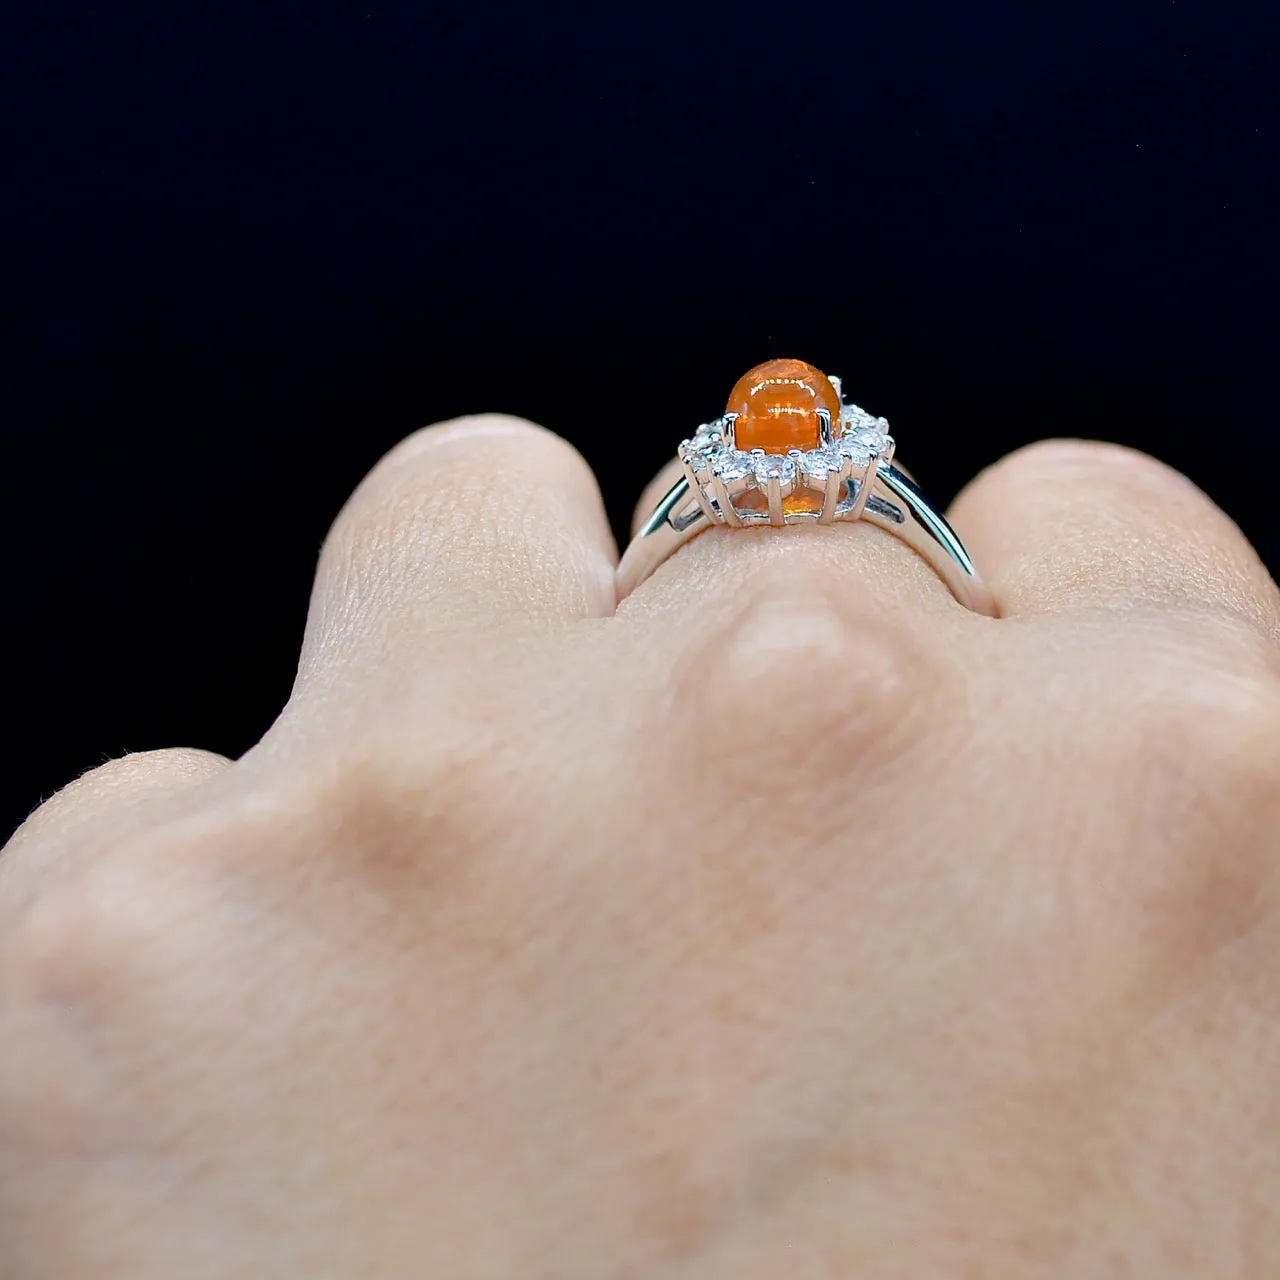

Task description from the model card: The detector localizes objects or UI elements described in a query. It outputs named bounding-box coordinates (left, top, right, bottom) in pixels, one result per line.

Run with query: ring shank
left=617, top=461, right=997, bottom=616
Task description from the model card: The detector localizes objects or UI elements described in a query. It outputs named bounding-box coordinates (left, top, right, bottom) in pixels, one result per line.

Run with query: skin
left=3, top=419, right=1280, bottom=1277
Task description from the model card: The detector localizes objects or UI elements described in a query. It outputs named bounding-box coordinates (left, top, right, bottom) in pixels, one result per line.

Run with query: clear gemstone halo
left=712, top=449, right=752, bottom=482
left=836, top=433, right=872, bottom=466
left=801, top=444, right=844, bottom=478
left=839, top=405, right=890, bottom=455
left=751, top=451, right=797, bottom=485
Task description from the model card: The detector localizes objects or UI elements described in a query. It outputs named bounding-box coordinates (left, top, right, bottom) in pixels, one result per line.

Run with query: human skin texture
left=3, top=419, right=1280, bottom=1277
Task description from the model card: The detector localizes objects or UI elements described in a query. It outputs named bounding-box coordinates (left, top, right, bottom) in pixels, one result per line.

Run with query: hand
left=4, top=419, right=1279, bottom=1277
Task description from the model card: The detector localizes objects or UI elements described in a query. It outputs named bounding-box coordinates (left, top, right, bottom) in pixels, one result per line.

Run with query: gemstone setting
left=801, top=444, right=844, bottom=478
left=673, top=363, right=893, bottom=525
left=711, top=448, right=752, bottom=482
left=751, top=451, right=797, bottom=486
left=726, top=358, right=841, bottom=454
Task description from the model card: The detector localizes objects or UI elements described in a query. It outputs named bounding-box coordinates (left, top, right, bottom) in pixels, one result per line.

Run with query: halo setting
left=677, top=359, right=893, bottom=528
left=618, top=357, right=994, bottom=613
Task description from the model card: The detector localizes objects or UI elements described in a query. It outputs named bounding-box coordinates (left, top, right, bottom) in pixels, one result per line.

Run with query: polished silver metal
left=617, top=376, right=997, bottom=615
left=816, top=406, right=834, bottom=445
left=819, top=465, right=841, bottom=523
left=848, top=449, right=877, bottom=523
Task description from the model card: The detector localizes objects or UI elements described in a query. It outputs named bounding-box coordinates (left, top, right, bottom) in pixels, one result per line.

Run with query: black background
left=3, top=0, right=1278, bottom=839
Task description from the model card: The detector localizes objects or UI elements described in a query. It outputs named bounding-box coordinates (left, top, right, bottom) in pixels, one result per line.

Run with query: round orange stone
left=726, top=358, right=841, bottom=455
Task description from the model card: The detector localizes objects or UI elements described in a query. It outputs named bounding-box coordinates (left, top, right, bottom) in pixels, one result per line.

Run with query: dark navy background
left=3, top=0, right=1278, bottom=836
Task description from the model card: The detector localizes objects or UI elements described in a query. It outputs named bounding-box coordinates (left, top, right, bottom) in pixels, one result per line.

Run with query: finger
left=947, top=440, right=1280, bottom=634
left=298, top=415, right=617, bottom=684
left=1, top=749, right=230, bottom=912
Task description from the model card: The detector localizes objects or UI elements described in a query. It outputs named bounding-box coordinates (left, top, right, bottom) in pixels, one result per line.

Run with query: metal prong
left=710, top=472, right=743, bottom=527
left=680, top=455, right=720, bottom=524
left=816, top=406, right=833, bottom=446
left=849, top=458, right=879, bottom=522
left=819, top=467, right=841, bottom=523
left=827, top=374, right=843, bottom=402
left=767, top=475, right=785, bottom=526
left=721, top=412, right=739, bottom=449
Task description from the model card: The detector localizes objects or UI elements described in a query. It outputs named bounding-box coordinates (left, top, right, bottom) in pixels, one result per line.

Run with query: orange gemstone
left=726, top=358, right=841, bottom=455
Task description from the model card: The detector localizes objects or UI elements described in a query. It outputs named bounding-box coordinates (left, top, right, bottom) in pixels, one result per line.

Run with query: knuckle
left=682, top=562, right=957, bottom=807
left=653, top=562, right=964, bottom=951
left=257, top=729, right=513, bottom=893
left=0, top=848, right=166, bottom=1153
left=4, top=844, right=172, bottom=1016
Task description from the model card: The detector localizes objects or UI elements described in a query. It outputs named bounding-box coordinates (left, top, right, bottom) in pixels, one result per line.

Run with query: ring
left=617, top=358, right=997, bottom=616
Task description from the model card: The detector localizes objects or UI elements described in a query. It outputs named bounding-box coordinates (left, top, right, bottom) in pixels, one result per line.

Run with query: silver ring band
left=618, top=461, right=997, bottom=615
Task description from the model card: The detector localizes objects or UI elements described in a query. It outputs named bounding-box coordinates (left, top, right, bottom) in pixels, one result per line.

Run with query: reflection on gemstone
left=801, top=444, right=843, bottom=478
left=680, top=440, right=715, bottom=471
left=693, top=379, right=887, bottom=511
left=837, top=434, right=872, bottom=465
left=782, top=490, right=824, bottom=515
left=838, top=405, right=889, bottom=455
left=726, top=358, right=841, bottom=454
left=712, top=449, right=752, bottom=482
left=751, top=452, right=797, bottom=485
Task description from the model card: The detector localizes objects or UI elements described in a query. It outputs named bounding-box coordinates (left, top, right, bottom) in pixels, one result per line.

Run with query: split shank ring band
left=617, top=359, right=997, bottom=617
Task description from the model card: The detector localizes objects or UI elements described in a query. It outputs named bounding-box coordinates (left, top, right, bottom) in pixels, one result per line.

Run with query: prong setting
left=680, top=448, right=721, bottom=524
left=819, top=466, right=842, bottom=523
left=848, top=456, right=878, bottom=522
left=767, top=474, right=785, bottom=525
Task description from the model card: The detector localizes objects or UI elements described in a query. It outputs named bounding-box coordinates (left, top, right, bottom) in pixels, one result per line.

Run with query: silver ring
left=616, top=359, right=997, bottom=616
